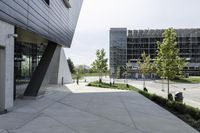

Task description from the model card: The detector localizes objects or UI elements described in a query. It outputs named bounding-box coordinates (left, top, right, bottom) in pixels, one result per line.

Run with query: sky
left=64, top=0, right=200, bottom=67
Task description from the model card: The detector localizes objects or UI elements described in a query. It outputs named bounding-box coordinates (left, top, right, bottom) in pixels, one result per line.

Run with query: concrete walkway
left=0, top=84, right=198, bottom=133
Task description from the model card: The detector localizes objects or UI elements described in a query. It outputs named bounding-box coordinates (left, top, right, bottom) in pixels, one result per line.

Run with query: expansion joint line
left=57, top=101, right=134, bottom=129
left=85, top=95, right=95, bottom=112
left=45, top=114, right=80, bottom=133
left=116, top=92, right=138, bottom=129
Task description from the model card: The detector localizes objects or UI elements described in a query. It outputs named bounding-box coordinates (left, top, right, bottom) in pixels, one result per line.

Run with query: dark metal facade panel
left=0, top=0, right=83, bottom=47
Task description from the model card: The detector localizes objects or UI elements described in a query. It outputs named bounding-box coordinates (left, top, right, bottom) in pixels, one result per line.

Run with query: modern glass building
left=110, top=28, right=200, bottom=78
left=109, top=28, right=127, bottom=77
left=0, top=0, right=83, bottom=112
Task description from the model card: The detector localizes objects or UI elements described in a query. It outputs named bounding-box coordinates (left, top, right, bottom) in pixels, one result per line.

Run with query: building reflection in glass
left=14, top=42, right=47, bottom=98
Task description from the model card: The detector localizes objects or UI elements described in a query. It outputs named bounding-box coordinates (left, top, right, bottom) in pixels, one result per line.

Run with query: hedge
left=138, top=90, right=200, bottom=131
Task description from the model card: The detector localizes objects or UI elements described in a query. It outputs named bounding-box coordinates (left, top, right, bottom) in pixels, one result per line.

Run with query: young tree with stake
left=91, top=49, right=108, bottom=83
left=137, top=52, right=152, bottom=90
left=154, top=28, right=186, bottom=99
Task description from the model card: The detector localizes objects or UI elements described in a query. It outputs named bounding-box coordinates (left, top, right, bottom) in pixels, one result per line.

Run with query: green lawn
left=87, top=81, right=139, bottom=92
left=72, top=73, right=109, bottom=79
left=172, top=76, right=200, bottom=83
left=85, top=73, right=108, bottom=77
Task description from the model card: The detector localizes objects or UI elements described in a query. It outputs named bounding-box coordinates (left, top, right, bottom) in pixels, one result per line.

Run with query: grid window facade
left=110, top=28, right=200, bottom=76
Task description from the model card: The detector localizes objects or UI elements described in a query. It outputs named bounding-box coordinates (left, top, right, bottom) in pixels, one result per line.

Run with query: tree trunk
left=143, top=74, right=146, bottom=89
left=126, top=74, right=128, bottom=84
left=100, top=71, right=102, bottom=83
left=167, top=77, right=169, bottom=95
left=99, top=72, right=101, bottom=83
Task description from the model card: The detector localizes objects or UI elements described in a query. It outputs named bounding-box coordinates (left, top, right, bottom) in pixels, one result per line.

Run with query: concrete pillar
left=49, top=46, right=62, bottom=84
left=0, top=20, right=14, bottom=111
left=49, top=47, right=73, bottom=84
left=57, top=48, right=73, bottom=84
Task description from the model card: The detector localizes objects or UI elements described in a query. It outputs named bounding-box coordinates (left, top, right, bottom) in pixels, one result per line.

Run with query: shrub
left=178, top=114, right=200, bottom=131
left=139, top=90, right=200, bottom=121
left=166, top=101, right=176, bottom=110
left=126, top=84, right=129, bottom=88
left=139, top=91, right=152, bottom=99
left=138, top=90, right=200, bottom=131
left=173, top=102, right=186, bottom=114
left=184, top=105, right=200, bottom=120
left=143, top=87, right=148, bottom=92
left=152, top=94, right=168, bottom=105
left=168, top=93, right=173, bottom=101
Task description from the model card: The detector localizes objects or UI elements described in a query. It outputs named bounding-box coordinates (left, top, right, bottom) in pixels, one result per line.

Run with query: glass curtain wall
left=14, top=42, right=47, bottom=98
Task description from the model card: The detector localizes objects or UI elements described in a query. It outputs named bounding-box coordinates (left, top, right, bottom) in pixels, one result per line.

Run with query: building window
left=43, top=0, right=50, bottom=5
left=14, top=42, right=47, bottom=98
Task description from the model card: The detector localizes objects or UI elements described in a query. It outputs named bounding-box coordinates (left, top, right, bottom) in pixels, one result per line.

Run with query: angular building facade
left=110, top=28, right=200, bottom=78
left=0, top=0, right=83, bottom=112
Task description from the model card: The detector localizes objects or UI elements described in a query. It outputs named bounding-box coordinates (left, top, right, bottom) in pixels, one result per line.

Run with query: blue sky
left=64, top=0, right=200, bottom=66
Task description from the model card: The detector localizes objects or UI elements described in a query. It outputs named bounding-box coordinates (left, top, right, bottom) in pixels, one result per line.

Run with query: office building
left=110, top=28, right=200, bottom=78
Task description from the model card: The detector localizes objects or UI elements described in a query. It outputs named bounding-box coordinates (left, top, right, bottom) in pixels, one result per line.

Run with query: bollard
left=62, top=77, right=64, bottom=85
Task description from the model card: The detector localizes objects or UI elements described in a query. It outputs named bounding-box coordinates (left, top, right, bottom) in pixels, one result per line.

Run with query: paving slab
left=9, top=116, right=77, bottom=133
left=0, top=112, right=38, bottom=130
left=0, top=129, right=8, bottom=133
left=0, top=84, right=198, bottom=133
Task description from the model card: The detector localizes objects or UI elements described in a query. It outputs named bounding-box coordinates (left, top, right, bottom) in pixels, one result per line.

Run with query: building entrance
left=14, top=42, right=46, bottom=98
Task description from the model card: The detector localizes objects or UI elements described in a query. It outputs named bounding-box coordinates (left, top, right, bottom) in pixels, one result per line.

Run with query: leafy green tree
left=137, top=52, right=152, bottom=89
left=89, top=68, right=97, bottom=73
left=154, top=28, right=186, bottom=97
left=91, top=49, right=108, bottom=83
left=67, top=58, right=75, bottom=74
left=77, top=65, right=89, bottom=74
left=74, top=68, right=82, bottom=85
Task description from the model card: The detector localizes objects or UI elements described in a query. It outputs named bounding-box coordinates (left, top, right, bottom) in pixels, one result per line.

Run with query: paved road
left=85, top=76, right=200, bottom=109
left=128, top=80, right=200, bottom=109
left=0, top=84, right=198, bottom=133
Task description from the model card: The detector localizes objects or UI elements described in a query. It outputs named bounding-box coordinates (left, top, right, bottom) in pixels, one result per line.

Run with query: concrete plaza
left=0, top=84, right=198, bottom=133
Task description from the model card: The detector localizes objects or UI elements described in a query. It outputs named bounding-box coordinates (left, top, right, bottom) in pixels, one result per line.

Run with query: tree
left=122, top=60, right=132, bottom=85
left=74, top=68, right=82, bottom=85
left=116, top=66, right=124, bottom=79
left=137, top=52, right=152, bottom=89
left=77, top=65, right=89, bottom=74
left=67, top=58, right=75, bottom=74
left=89, top=68, right=97, bottom=73
left=91, top=49, right=108, bottom=83
left=154, top=28, right=186, bottom=97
